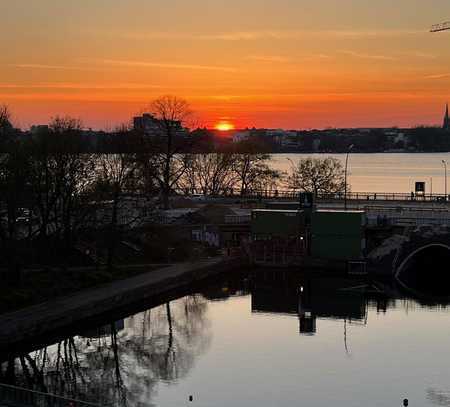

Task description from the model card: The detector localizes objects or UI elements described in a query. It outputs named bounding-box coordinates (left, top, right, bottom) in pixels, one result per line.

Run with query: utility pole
left=443, top=160, right=448, bottom=199
left=430, top=25, right=449, bottom=200
left=344, top=144, right=354, bottom=210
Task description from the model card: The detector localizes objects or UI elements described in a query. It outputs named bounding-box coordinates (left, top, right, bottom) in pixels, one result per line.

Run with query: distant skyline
left=2, top=0, right=450, bottom=130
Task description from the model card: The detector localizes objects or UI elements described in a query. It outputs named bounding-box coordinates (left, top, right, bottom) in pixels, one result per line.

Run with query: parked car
left=190, top=194, right=207, bottom=202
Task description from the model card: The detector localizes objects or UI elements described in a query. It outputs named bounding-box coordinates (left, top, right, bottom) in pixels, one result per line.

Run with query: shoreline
left=0, top=256, right=244, bottom=359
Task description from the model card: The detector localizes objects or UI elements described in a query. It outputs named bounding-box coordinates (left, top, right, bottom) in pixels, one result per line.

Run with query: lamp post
left=287, top=157, right=295, bottom=199
left=344, top=144, right=354, bottom=210
left=443, top=160, right=448, bottom=200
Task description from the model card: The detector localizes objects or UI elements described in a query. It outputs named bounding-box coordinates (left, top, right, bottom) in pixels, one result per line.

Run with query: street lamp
left=287, top=157, right=295, bottom=198
left=344, top=144, right=354, bottom=210
left=443, top=160, right=448, bottom=200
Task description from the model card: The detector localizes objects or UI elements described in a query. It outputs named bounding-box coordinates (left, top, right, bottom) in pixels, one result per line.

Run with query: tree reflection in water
left=427, top=388, right=450, bottom=406
left=0, top=294, right=211, bottom=407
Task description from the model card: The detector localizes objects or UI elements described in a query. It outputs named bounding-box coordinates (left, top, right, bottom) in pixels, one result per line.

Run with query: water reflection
left=251, top=273, right=369, bottom=336
left=0, top=295, right=211, bottom=407
left=3, top=270, right=450, bottom=407
left=427, top=388, right=450, bottom=407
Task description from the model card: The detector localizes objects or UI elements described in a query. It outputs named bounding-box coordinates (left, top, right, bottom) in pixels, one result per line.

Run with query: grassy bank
left=0, top=264, right=165, bottom=314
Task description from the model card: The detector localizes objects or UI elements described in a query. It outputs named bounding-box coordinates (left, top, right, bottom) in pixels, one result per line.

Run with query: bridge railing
left=366, top=206, right=450, bottom=226
left=224, top=214, right=252, bottom=224
left=320, top=192, right=450, bottom=203
left=0, top=383, right=101, bottom=407
left=181, top=189, right=450, bottom=203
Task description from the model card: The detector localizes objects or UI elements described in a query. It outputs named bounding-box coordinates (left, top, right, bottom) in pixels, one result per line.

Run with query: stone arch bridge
left=368, top=226, right=450, bottom=278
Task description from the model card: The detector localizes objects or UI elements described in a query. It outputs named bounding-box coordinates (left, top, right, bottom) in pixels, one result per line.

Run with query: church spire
left=443, top=103, right=450, bottom=131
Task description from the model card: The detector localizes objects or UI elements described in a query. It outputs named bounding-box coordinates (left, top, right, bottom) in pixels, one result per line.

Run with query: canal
left=2, top=270, right=450, bottom=407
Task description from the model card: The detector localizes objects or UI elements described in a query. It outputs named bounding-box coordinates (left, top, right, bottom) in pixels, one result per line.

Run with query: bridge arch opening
left=396, top=243, right=450, bottom=297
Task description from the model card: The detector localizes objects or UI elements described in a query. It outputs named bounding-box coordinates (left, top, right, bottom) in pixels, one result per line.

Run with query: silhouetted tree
left=0, top=105, right=13, bottom=134
left=94, top=153, right=138, bottom=269
left=232, top=141, right=281, bottom=195
left=27, top=117, right=95, bottom=264
left=180, top=153, right=237, bottom=195
left=0, top=141, right=30, bottom=282
left=288, top=157, right=346, bottom=195
left=0, top=105, right=15, bottom=150
left=148, top=96, right=192, bottom=209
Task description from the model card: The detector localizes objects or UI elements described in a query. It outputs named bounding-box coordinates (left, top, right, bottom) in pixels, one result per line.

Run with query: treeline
left=3, top=99, right=450, bottom=154
left=408, top=127, right=450, bottom=152
left=0, top=124, right=347, bottom=278
left=0, top=96, right=349, bottom=281
left=296, top=127, right=450, bottom=153
left=0, top=104, right=283, bottom=278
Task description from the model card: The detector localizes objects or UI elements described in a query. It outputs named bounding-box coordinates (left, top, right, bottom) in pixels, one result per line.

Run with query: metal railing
left=365, top=206, right=450, bottom=227
left=224, top=214, right=251, bottom=224
left=317, top=191, right=450, bottom=203
left=180, top=189, right=450, bottom=203
left=0, top=383, right=101, bottom=407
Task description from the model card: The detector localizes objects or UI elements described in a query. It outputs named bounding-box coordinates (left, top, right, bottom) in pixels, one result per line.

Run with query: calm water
left=272, top=153, right=450, bottom=194
left=3, top=272, right=450, bottom=407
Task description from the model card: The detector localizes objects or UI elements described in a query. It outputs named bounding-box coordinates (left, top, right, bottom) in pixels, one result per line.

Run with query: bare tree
left=0, top=142, right=30, bottom=282
left=180, top=153, right=238, bottom=195
left=95, top=153, right=138, bottom=269
left=232, top=142, right=280, bottom=195
left=27, top=117, right=94, bottom=263
left=49, top=116, right=82, bottom=135
left=0, top=105, right=15, bottom=149
left=148, top=96, right=192, bottom=209
left=0, top=105, right=12, bottom=130
left=47, top=117, right=95, bottom=258
left=288, top=157, right=346, bottom=196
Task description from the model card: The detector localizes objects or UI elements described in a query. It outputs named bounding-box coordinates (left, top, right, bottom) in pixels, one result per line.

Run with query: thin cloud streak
left=12, top=64, right=99, bottom=71
left=339, top=50, right=397, bottom=61
left=424, top=73, right=450, bottom=79
left=100, top=59, right=237, bottom=73
left=0, top=83, right=167, bottom=89
left=110, top=28, right=426, bottom=42
left=407, top=51, right=436, bottom=59
left=246, top=55, right=290, bottom=63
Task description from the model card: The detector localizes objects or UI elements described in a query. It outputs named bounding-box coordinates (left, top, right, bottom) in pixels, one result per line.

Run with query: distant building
left=266, top=129, right=297, bottom=147
left=133, top=113, right=162, bottom=137
left=232, top=131, right=250, bottom=143
left=133, top=113, right=187, bottom=137
left=30, top=125, right=49, bottom=135
left=312, top=138, right=321, bottom=151
left=444, top=103, right=450, bottom=131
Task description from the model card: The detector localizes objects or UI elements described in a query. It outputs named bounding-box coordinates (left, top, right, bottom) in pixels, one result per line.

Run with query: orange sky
left=2, top=0, right=450, bottom=130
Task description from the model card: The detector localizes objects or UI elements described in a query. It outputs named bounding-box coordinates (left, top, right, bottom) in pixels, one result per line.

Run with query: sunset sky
left=2, top=0, right=450, bottom=130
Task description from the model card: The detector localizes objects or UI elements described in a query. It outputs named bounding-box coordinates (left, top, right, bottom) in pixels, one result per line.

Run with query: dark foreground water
left=2, top=271, right=450, bottom=407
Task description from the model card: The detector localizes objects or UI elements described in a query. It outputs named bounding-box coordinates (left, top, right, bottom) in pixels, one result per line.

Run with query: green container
left=311, top=235, right=364, bottom=260
left=311, top=210, right=366, bottom=260
left=266, top=202, right=301, bottom=211
left=251, top=210, right=305, bottom=238
left=312, top=210, right=365, bottom=237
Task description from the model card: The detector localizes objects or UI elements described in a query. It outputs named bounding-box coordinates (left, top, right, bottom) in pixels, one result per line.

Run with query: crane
left=431, top=21, right=450, bottom=32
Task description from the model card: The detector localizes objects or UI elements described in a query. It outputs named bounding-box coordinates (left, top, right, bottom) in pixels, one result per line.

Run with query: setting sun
left=215, top=121, right=235, bottom=132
